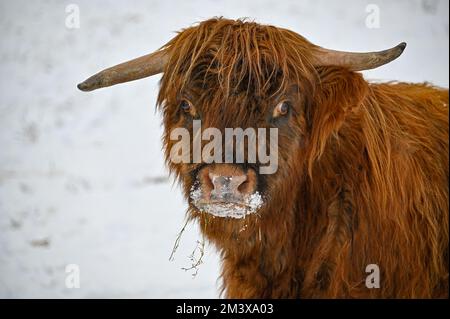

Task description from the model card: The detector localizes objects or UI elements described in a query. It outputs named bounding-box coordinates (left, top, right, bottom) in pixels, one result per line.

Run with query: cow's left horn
left=313, top=42, right=407, bottom=71
left=77, top=49, right=168, bottom=92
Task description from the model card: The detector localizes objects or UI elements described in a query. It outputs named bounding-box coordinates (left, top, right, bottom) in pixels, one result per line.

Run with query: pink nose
left=198, top=164, right=257, bottom=203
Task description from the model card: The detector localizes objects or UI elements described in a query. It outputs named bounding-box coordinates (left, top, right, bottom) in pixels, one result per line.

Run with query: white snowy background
left=0, top=0, right=448, bottom=298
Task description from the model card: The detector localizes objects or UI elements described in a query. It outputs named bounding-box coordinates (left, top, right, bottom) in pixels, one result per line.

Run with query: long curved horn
left=77, top=49, right=168, bottom=92
left=312, top=42, right=407, bottom=71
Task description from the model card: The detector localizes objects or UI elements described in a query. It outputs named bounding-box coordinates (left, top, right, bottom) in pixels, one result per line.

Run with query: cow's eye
left=180, top=100, right=192, bottom=113
left=273, top=101, right=290, bottom=118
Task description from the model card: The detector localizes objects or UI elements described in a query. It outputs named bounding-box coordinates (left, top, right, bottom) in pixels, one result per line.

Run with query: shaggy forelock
left=157, top=17, right=317, bottom=109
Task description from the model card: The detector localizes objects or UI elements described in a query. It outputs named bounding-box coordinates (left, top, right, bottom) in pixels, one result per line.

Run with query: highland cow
left=78, top=18, right=449, bottom=298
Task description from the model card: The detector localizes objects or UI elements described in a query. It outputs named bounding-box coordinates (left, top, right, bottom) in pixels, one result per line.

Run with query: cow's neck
left=214, top=169, right=339, bottom=298
left=217, top=183, right=302, bottom=298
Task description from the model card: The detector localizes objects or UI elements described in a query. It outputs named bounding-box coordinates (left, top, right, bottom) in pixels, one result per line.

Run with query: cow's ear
left=305, top=67, right=368, bottom=173
left=313, top=66, right=368, bottom=114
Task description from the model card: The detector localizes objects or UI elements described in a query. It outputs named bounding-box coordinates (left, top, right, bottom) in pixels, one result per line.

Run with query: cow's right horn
left=77, top=49, right=169, bottom=92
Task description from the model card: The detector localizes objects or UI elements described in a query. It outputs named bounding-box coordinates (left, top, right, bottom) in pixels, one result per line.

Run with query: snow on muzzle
left=190, top=164, right=263, bottom=219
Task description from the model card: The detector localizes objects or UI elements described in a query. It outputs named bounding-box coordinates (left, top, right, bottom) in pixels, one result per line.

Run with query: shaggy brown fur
left=156, top=18, right=448, bottom=298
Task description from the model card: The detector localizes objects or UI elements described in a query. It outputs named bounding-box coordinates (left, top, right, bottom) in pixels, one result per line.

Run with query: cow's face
left=77, top=17, right=405, bottom=235
left=158, top=36, right=316, bottom=223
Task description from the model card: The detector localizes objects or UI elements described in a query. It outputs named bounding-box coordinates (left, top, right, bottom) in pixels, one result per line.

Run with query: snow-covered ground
left=0, top=0, right=448, bottom=298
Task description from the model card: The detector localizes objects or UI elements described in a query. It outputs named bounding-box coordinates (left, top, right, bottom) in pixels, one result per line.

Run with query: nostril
left=238, top=169, right=257, bottom=195
left=205, top=173, right=214, bottom=192
left=198, top=167, right=215, bottom=193
left=237, top=180, right=249, bottom=193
